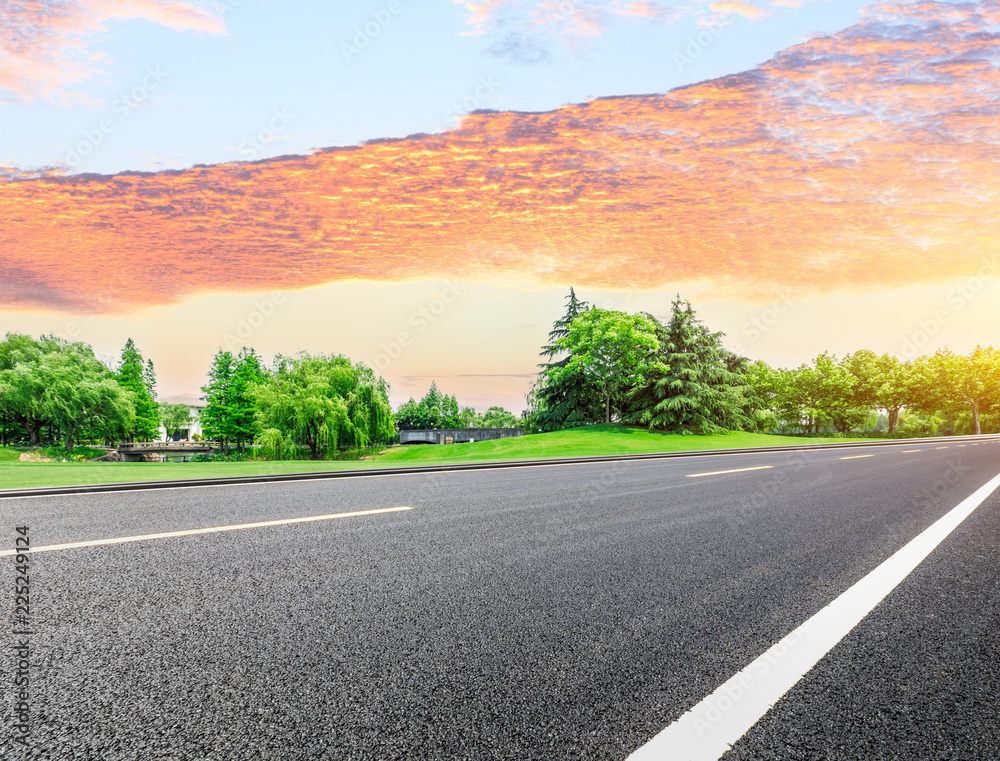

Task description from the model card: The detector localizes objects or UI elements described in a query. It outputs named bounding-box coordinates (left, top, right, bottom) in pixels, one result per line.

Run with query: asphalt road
left=1, top=440, right=998, bottom=760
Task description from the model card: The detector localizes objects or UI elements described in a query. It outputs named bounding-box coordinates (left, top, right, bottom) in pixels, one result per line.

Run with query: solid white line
left=0, top=507, right=412, bottom=557
left=685, top=466, right=774, bottom=478
left=627, top=470, right=1000, bottom=761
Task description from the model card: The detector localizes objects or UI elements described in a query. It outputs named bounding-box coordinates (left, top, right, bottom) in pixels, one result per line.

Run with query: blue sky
left=4, top=0, right=871, bottom=175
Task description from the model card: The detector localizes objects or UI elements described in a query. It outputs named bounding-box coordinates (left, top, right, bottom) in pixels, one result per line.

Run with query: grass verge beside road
left=0, top=425, right=868, bottom=490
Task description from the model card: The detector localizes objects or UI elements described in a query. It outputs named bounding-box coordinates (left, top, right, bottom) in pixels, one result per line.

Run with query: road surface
left=1, top=440, right=998, bottom=759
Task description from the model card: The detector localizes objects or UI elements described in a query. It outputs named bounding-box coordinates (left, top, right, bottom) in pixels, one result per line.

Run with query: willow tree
left=0, top=333, right=135, bottom=448
left=251, top=353, right=394, bottom=459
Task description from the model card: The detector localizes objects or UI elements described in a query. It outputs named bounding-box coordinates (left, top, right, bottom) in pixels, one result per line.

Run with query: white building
left=157, top=394, right=208, bottom=441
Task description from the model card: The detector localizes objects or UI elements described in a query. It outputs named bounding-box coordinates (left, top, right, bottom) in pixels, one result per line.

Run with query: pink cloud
left=455, top=0, right=684, bottom=54
left=620, top=1, right=678, bottom=19
left=0, top=0, right=225, bottom=103
left=709, top=1, right=770, bottom=20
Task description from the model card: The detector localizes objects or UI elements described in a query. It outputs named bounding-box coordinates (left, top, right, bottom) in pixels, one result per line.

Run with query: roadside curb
left=2, top=434, right=998, bottom=499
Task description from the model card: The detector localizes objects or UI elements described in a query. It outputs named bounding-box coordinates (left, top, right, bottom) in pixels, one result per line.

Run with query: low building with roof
left=157, top=393, right=208, bottom=441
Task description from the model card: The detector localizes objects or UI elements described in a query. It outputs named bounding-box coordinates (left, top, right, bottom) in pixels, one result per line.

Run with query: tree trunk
left=64, top=428, right=76, bottom=452
left=971, top=399, right=981, bottom=435
left=605, top=394, right=611, bottom=424
left=887, top=407, right=900, bottom=435
left=23, top=420, right=41, bottom=446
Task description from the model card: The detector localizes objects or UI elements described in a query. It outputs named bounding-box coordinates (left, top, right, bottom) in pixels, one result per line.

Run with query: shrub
left=42, top=446, right=107, bottom=462
left=190, top=452, right=248, bottom=463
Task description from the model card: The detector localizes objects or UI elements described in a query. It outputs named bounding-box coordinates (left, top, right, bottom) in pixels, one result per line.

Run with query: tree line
left=0, top=334, right=159, bottom=449
left=524, top=289, right=1000, bottom=437
left=0, top=333, right=521, bottom=458
left=0, top=335, right=398, bottom=457
left=395, top=381, right=520, bottom=430
left=3, top=298, right=996, bottom=455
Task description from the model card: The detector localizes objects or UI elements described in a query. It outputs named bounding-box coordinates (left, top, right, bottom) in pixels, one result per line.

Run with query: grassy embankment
left=0, top=425, right=867, bottom=490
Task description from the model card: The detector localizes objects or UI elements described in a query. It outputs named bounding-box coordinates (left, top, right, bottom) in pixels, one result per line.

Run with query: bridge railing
left=117, top=441, right=218, bottom=449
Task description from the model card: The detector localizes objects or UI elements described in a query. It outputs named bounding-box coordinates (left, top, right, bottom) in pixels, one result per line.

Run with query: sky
left=2, top=0, right=999, bottom=411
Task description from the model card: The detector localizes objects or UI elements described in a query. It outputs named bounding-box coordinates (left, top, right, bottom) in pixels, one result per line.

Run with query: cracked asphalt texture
left=1, top=440, right=998, bottom=760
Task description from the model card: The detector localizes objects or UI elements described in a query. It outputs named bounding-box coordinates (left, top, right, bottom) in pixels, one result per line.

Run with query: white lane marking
left=0, top=507, right=412, bottom=557
left=627, top=470, right=1000, bottom=761
left=839, top=455, right=874, bottom=460
left=685, top=466, right=774, bottom=478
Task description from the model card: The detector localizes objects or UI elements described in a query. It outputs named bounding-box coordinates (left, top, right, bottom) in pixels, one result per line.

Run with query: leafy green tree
left=555, top=308, right=660, bottom=424
left=777, top=353, right=860, bottom=434
left=739, top=359, right=780, bottom=433
left=395, top=382, right=461, bottom=429
left=842, top=350, right=914, bottom=434
left=395, top=398, right=421, bottom=430
left=116, top=338, right=159, bottom=442
left=479, top=406, right=519, bottom=428
left=441, top=393, right=460, bottom=428
left=916, top=346, right=1000, bottom=435
left=521, top=377, right=546, bottom=434
left=159, top=403, right=192, bottom=441
left=456, top=406, right=479, bottom=428
left=626, top=298, right=752, bottom=433
left=535, top=289, right=604, bottom=431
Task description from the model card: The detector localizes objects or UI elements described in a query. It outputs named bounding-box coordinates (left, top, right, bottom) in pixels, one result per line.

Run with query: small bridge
left=116, top=442, right=217, bottom=462
left=399, top=428, right=525, bottom=445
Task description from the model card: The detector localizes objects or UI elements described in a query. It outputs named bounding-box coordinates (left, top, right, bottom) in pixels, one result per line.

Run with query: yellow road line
left=936, top=446, right=949, bottom=450
left=686, top=466, right=774, bottom=478
left=839, top=455, right=874, bottom=460
left=902, top=449, right=922, bottom=453
left=0, top=507, right=413, bottom=557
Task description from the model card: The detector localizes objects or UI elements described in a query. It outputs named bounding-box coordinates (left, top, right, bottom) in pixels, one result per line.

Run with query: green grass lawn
left=0, top=425, right=868, bottom=490
left=373, top=425, right=864, bottom=464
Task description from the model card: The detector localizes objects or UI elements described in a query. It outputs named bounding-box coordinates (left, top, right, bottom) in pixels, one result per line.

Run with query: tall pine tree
left=228, top=348, right=266, bottom=453
left=535, top=288, right=604, bottom=431
left=626, top=297, right=752, bottom=433
left=116, top=338, right=159, bottom=442
left=201, top=349, right=236, bottom=452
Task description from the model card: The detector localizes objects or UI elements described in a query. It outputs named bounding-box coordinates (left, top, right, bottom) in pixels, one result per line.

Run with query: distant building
left=157, top=394, right=208, bottom=441
left=399, top=428, right=524, bottom=445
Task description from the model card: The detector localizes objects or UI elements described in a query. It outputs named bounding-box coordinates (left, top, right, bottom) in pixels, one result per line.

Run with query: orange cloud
left=0, top=0, right=225, bottom=103
left=3, top=0, right=1000, bottom=314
